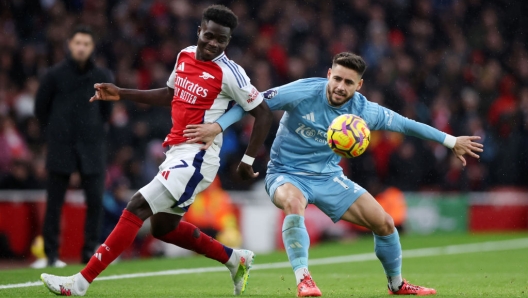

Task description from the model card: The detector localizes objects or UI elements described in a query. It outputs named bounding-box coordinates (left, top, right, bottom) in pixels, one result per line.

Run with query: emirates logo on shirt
left=175, top=76, right=209, bottom=104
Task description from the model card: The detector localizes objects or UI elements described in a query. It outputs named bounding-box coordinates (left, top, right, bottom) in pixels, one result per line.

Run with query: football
left=327, top=114, right=371, bottom=158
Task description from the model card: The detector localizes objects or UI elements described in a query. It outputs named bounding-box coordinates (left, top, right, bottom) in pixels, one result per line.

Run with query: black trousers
left=42, top=171, right=104, bottom=264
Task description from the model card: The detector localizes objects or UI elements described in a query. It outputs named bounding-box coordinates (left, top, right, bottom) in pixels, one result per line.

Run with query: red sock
left=80, top=209, right=143, bottom=282
left=158, top=221, right=233, bottom=264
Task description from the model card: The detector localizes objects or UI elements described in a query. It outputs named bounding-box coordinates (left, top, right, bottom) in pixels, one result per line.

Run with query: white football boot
left=53, top=259, right=68, bottom=268
left=30, top=258, right=67, bottom=269
left=225, top=249, right=255, bottom=295
left=29, top=258, right=47, bottom=269
left=41, top=273, right=89, bottom=296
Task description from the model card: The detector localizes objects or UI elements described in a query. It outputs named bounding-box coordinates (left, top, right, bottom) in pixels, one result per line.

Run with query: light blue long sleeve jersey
left=216, top=78, right=452, bottom=175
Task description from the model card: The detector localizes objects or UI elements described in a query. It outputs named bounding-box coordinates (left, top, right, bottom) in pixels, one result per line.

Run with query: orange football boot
left=389, top=279, right=437, bottom=295
left=297, top=274, right=322, bottom=297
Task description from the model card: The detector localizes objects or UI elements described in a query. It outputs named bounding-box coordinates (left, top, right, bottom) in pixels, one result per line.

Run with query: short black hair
left=202, top=4, right=238, bottom=31
left=69, top=25, right=95, bottom=40
left=332, top=52, right=367, bottom=76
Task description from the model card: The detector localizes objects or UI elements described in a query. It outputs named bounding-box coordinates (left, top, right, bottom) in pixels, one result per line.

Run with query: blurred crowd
left=1, top=0, right=527, bottom=193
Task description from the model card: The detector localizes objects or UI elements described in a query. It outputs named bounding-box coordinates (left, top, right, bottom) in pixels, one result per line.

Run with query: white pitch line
left=1, top=237, right=527, bottom=290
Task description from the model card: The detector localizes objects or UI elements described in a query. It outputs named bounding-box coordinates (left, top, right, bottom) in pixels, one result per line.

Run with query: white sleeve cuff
left=443, top=134, right=457, bottom=149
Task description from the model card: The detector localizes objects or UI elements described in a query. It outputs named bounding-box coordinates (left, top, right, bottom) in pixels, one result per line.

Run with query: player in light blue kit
left=184, top=52, right=483, bottom=296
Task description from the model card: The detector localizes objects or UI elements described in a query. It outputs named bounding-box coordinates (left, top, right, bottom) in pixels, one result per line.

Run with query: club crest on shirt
left=247, top=87, right=259, bottom=103
left=263, top=88, right=278, bottom=99
left=199, top=71, right=215, bottom=80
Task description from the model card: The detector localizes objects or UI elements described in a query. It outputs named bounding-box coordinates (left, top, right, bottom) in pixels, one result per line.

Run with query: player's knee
left=151, top=226, right=164, bottom=239
left=151, top=225, right=174, bottom=239
left=280, top=196, right=305, bottom=215
left=126, top=192, right=147, bottom=212
left=373, top=213, right=395, bottom=236
left=126, top=192, right=153, bottom=221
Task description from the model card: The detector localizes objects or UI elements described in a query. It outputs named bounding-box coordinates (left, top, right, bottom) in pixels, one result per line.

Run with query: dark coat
left=34, top=56, right=113, bottom=174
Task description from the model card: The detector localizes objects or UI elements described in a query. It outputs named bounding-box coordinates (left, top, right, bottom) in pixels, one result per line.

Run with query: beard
left=326, top=87, right=353, bottom=107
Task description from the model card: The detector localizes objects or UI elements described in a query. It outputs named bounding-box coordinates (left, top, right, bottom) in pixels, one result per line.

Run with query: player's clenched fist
left=89, top=83, right=121, bottom=102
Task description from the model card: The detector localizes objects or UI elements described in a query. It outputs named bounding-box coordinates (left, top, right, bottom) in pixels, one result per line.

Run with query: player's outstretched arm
left=370, top=104, right=483, bottom=166
left=89, top=83, right=173, bottom=107
left=451, top=136, right=483, bottom=166
left=238, top=101, right=273, bottom=180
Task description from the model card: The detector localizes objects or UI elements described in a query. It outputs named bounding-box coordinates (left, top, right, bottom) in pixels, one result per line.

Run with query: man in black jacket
left=34, top=26, right=112, bottom=267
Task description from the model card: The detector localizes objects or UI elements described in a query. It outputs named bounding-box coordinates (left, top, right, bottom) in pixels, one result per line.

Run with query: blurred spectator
left=0, top=159, right=41, bottom=189
left=33, top=26, right=112, bottom=267
left=141, top=140, right=166, bottom=183
left=100, top=177, right=130, bottom=242
left=387, top=139, right=436, bottom=191
left=0, top=116, right=30, bottom=175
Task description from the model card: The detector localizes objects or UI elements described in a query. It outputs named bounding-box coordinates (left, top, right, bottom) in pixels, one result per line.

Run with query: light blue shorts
left=265, top=171, right=367, bottom=223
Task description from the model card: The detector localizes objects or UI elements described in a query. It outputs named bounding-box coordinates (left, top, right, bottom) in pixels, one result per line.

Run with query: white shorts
left=139, top=143, right=220, bottom=216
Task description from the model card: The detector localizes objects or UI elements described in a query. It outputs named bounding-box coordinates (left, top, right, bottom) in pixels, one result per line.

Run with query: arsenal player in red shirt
left=41, top=5, right=272, bottom=296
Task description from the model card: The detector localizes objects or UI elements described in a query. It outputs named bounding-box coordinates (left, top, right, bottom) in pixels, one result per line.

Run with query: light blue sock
left=282, top=214, right=310, bottom=273
left=374, top=229, right=402, bottom=279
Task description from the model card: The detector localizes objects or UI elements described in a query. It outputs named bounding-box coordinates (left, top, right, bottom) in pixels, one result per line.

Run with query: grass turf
left=0, top=233, right=527, bottom=297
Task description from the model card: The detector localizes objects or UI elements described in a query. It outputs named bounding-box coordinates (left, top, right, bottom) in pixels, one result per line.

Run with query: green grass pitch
left=1, top=233, right=527, bottom=297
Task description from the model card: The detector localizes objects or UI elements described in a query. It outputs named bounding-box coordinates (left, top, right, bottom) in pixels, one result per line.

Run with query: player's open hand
left=452, top=136, right=483, bottom=166
left=184, top=123, right=223, bottom=150
left=237, top=162, right=259, bottom=180
left=89, top=83, right=121, bottom=102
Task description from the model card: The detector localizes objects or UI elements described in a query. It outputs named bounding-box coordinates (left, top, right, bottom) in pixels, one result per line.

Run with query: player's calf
left=41, top=210, right=145, bottom=296
left=154, top=221, right=255, bottom=295
left=155, top=221, right=233, bottom=263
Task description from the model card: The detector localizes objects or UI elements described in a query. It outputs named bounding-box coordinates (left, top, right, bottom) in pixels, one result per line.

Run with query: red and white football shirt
left=164, top=46, right=263, bottom=147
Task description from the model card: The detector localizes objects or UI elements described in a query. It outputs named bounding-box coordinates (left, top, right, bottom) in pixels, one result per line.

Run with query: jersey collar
left=212, top=52, right=226, bottom=62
